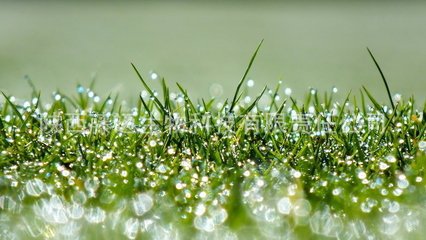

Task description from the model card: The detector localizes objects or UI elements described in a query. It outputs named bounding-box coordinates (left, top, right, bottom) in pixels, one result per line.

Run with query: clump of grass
left=0, top=44, right=425, bottom=239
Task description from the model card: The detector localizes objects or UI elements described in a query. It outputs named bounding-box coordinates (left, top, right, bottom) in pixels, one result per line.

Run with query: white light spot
left=284, top=88, right=292, bottom=96
left=247, top=79, right=255, bottom=87
left=358, top=171, right=367, bottom=180
left=277, top=197, right=292, bottom=215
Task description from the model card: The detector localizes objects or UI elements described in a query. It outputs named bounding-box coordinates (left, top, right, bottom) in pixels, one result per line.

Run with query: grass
left=0, top=46, right=426, bottom=239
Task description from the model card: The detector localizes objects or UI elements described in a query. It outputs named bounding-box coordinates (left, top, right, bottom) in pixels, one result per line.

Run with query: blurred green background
left=1, top=1, right=425, bottom=103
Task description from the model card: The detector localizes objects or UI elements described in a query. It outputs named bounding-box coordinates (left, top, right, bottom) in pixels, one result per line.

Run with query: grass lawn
left=1, top=43, right=426, bottom=239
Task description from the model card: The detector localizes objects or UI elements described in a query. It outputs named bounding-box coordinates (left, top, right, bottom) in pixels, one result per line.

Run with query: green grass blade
left=131, top=63, right=167, bottom=116
left=1, top=92, right=24, bottom=122
left=367, top=47, right=395, bottom=110
left=229, top=39, right=264, bottom=113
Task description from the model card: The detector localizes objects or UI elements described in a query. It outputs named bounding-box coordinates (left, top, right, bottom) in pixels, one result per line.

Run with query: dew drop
left=25, top=179, right=45, bottom=197
left=194, top=216, right=215, bottom=232
left=194, top=204, right=206, bottom=216
left=85, top=207, right=106, bottom=224
left=149, top=71, right=159, bottom=81
left=385, top=155, right=396, bottom=163
left=284, top=88, right=292, bottom=96
left=388, top=201, right=400, bottom=213
left=357, top=171, right=367, bottom=180
left=418, top=141, right=426, bottom=151
left=293, top=199, right=311, bottom=217
left=124, top=218, right=139, bottom=240
left=149, top=140, right=157, bottom=147
left=133, top=193, right=153, bottom=216
left=77, top=85, right=85, bottom=93
left=277, top=197, right=292, bottom=215
left=247, top=79, right=255, bottom=88
left=211, top=207, right=228, bottom=225
left=67, top=203, right=85, bottom=220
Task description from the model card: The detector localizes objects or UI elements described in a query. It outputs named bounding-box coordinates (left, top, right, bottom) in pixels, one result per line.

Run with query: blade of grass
left=229, top=39, right=264, bottom=113
left=1, top=92, right=24, bottom=122
left=131, top=63, right=167, bottom=116
left=367, top=47, right=395, bottom=110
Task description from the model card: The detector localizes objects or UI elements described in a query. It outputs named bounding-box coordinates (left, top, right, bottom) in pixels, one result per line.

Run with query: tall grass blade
left=1, top=92, right=24, bottom=122
left=367, top=48, right=395, bottom=110
left=229, top=39, right=264, bottom=113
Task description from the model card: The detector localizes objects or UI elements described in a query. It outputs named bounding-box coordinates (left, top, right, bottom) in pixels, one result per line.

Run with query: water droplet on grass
left=385, top=155, right=396, bottom=163
left=149, top=71, right=159, bottom=81
left=85, top=207, right=105, bottom=224
left=68, top=203, right=84, bottom=219
left=247, top=79, right=254, bottom=88
left=293, top=199, right=311, bottom=217
left=133, top=193, right=153, bottom=216
left=194, top=216, right=215, bottom=232
left=211, top=207, right=228, bottom=225
left=418, top=141, right=426, bottom=151
left=124, top=218, right=139, bottom=239
left=284, top=88, right=292, bottom=96
left=25, top=179, right=45, bottom=197
left=277, top=197, right=292, bottom=215
left=77, top=85, right=85, bottom=93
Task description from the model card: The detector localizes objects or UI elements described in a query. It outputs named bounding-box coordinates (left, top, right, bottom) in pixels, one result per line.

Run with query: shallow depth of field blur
left=0, top=0, right=425, bottom=103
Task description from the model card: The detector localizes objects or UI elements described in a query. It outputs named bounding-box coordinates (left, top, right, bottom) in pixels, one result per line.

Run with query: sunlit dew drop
left=277, top=197, right=292, bottom=215
left=379, top=162, right=389, bottom=170
left=388, top=201, right=400, bottom=213
left=357, top=171, right=367, bottom=180
left=419, top=141, right=426, bottom=152
left=283, top=87, right=292, bottom=96
left=332, top=86, right=338, bottom=93
left=385, top=155, right=396, bottom=163
left=25, top=178, right=45, bottom=197
left=85, top=207, right=106, bottom=224
left=244, top=96, right=251, bottom=104
left=194, top=216, right=215, bottom=232
left=67, top=203, right=85, bottom=220
left=156, top=164, right=167, bottom=174
left=209, top=83, right=223, bottom=97
left=88, top=91, right=95, bottom=98
left=293, top=199, right=311, bottom=217
left=332, top=187, right=342, bottom=196
left=292, top=169, right=302, bottom=179
left=210, top=207, right=228, bottom=225
left=397, top=175, right=409, bottom=189
left=405, top=215, right=420, bottom=232
left=247, top=79, right=255, bottom=88
left=124, top=218, right=139, bottom=240
left=133, top=193, right=153, bottom=216
left=84, top=178, right=100, bottom=198
left=380, top=214, right=400, bottom=235
left=58, top=221, right=80, bottom=237
left=194, top=204, right=206, bottom=216
left=76, top=85, right=85, bottom=94
left=167, top=148, right=176, bottom=155
left=93, top=96, right=100, bottom=103
left=41, top=195, right=68, bottom=224
left=0, top=195, right=17, bottom=211
left=140, top=90, right=148, bottom=99
left=393, top=93, right=402, bottom=102
left=149, top=71, right=159, bottom=81
left=310, top=88, right=317, bottom=95
left=360, top=202, right=371, bottom=213
left=149, top=140, right=157, bottom=147
left=54, top=93, right=62, bottom=101
left=199, top=191, right=207, bottom=199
